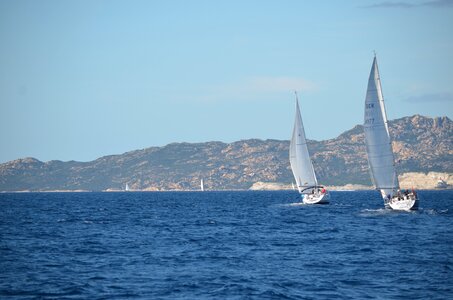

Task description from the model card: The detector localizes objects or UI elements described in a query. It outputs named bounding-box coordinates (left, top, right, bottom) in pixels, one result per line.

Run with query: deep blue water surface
left=1, top=190, right=452, bottom=299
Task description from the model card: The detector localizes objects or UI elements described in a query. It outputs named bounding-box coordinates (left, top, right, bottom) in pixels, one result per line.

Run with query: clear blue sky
left=1, top=0, right=452, bottom=163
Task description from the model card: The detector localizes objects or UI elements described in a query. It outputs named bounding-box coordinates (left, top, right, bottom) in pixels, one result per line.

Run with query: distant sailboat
left=125, top=183, right=130, bottom=192
left=363, top=55, right=418, bottom=210
left=289, top=92, right=330, bottom=204
left=436, top=178, right=448, bottom=189
left=200, top=179, right=204, bottom=191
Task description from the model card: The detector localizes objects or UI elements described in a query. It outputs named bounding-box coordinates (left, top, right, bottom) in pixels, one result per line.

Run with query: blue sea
left=1, top=190, right=452, bottom=299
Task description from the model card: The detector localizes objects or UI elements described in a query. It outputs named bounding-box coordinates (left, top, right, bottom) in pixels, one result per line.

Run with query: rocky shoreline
left=2, top=172, right=450, bottom=193
left=250, top=172, right=452, bottom=191
left=1, top=115, right=451, bottom=192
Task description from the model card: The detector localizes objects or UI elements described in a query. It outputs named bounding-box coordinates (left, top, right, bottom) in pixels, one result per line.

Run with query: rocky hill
left=0, top=115, right=451, bottom=191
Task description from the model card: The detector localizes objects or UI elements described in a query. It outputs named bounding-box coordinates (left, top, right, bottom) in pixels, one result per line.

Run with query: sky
left=0, top=0, right=452, bottom=163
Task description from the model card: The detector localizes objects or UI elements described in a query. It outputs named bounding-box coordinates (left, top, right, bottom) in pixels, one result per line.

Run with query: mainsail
left=363, top=56, right=399, bottom=198
left=289, top=94, right=318, bottom=193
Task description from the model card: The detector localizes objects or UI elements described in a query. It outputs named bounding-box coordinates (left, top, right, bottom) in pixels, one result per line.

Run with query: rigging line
left=368, top=154, right=394, bottom=159
left=370, top=165, right=397, bottom=169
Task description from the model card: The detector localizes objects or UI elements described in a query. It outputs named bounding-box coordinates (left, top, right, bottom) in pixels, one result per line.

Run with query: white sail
left=363, top=56, right=399, bottom=198
left=289, top=94, right=318, bottom=193
left=200, top=179, right=204, bottom=191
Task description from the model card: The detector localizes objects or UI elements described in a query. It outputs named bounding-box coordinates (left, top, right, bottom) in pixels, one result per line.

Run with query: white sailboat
left=363, top=55, right=418, bottom=210
left=289, top=92, right=330, bottom=204
left=436, top=178, right=448, bottom=189
left=125, top=183, right=130, bottom=192
left=200, top=179, right=204, bottom=191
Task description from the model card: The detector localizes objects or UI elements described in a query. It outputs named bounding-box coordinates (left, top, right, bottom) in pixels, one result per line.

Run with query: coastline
left=1, top=172, right=451, bottom=193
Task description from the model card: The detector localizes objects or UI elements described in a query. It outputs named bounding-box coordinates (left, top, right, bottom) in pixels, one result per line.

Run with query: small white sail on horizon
left=125, top=183, right=130, bottom=192
left=289, top=92, right=329, bottom=204
left=363, top=55, right=418, bottom=210
left=200, top=179, right=204, bottom=191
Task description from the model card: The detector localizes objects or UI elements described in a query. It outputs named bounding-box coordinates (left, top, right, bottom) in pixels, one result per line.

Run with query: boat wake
left=359, top=208, right=400, bottom=217
left=279, top=202, right=305, bottom=207
left=287, top=202, right=306, bottom=207
left=359, top=207, right=421, bottom=217
left=359, top=208, right=388, bottom=216
left=420, top=208, right=449, bottom=215
left=278, top=201, right=332, bottom=209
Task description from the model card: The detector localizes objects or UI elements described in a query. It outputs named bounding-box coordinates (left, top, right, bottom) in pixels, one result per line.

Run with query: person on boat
left=321, top=187, right=326, bottom=194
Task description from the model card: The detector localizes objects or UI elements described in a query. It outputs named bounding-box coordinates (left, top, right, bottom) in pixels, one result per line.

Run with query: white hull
left=302, top=191, right=330, bottom=204
left=385, top=193, right=418, bottom=211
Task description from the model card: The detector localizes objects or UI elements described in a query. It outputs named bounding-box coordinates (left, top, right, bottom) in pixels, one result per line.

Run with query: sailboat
left=436, top=178, right=448, bottom=189
left=363, top=55, right=418, bottom=210
left=125, top=183, right=130, bottom=192
left=289, top=92, right=330, bottom=204
left=200, top=179, right=204, bottom=191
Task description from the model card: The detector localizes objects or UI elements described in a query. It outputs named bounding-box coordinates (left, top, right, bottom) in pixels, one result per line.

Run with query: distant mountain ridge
left=0, top=115, right=451, bottom=191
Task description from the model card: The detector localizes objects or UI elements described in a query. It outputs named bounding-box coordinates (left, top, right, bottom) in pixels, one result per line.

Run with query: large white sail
left=363, top=56, right=399, bottom=198
left=289, top=94, right=318, bottom=193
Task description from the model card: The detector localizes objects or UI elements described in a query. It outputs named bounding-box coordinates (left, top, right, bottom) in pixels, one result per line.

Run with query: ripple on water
left=0, top=190, right=452, bottom=299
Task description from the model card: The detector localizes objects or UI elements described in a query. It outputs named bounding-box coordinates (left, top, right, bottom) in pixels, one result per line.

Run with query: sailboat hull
left=385, top=193, right=418, bottom=211
left=302, top=192, right=330, bottom=204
